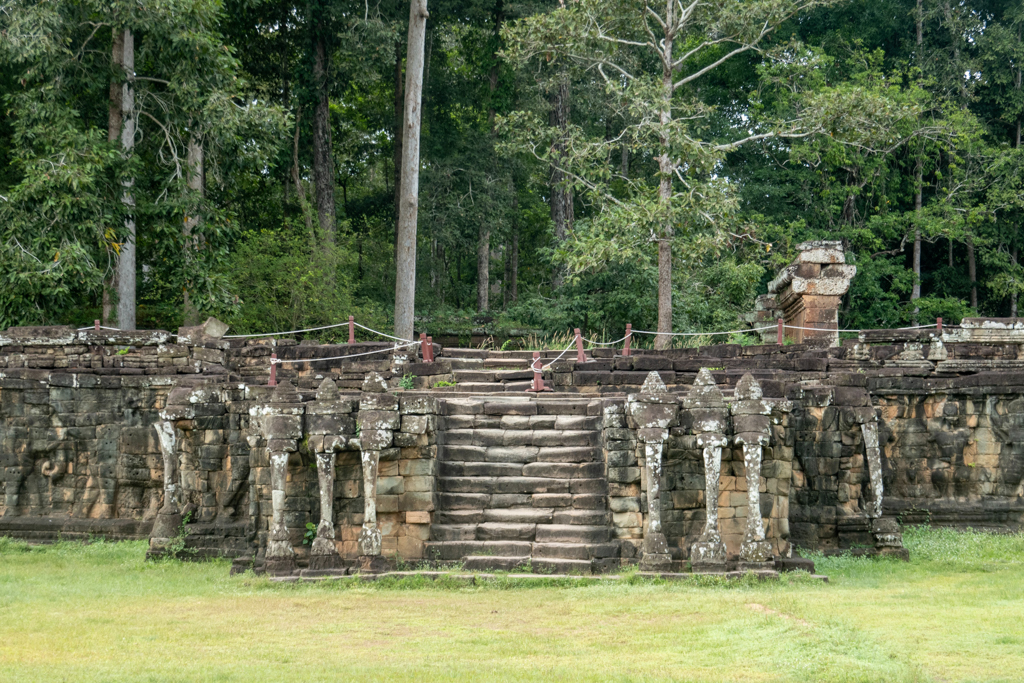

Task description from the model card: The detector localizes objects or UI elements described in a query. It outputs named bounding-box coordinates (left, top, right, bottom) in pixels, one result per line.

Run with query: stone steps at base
left=532, top=542, right=619, bottom=560
left=461, top=556, right=530, bottom=572
left=442, top=445, right=602, bottom=464
left=424, top=540, right=532, bottom=561
left=535, top=524, right=611, bottom=544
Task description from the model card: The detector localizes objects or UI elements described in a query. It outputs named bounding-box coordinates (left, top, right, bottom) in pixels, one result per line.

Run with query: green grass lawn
left=1, top=527, right=1022, bottom=683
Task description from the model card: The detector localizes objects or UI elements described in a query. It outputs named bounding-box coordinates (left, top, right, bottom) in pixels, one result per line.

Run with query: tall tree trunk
left=621, top=144, right=629, bottom=178
left=312, top=31, right=336, bottom=242
left=477, top=227, right=490, bottom=312
left=509, top=196, right=518, bottom=304
left=183, top=135, right=203, bottom=326
left=115, top=28, right=136, bottom=331
left=104, top=28, right=123, bottom=327
left=654, top=2, right=675, bottom=350
left=911, top=0, right=923, bottom=318
left=967, top=235, right=978, bottom=309
left=549, top=78, right=572, bottom=290
left=1012, top=246, right=1019, bottom=318
left=394, top=0, right=428, bottom=342
left=949, top=238, right=954, bottom=267
left=291, top=109, right=314, bottom=233
left=393, top=45, right=404, bottom=258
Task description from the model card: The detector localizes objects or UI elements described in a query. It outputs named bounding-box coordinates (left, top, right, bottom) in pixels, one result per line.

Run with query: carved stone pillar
left=686, top=368, right=728, bottom=571
left=626, top=372, right=678, bottom=572
left=731, top=374, right=774, bottom=569
left=356, top=372, right=397, bottom=570
left=147, top=388, right=194, bottom=558
left=306, top=378, right=344, bottom=572
left=258, top=380, right=304, bottom=575
left=862, top=417, right=907, bottom=557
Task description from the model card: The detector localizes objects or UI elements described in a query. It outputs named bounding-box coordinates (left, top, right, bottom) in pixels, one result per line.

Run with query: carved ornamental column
left=686, top=368, right=728, bottom=571
left=731, top=374, right=774, bottom=569
left=356, top=372, right=398, bottom=571
left=306, top=378, right=345, bottom=572
left=147, top=387, right=194, bottom=558
left=626, top=372, right=678, bottom=572
left=257, top=380, right=305, bottom=575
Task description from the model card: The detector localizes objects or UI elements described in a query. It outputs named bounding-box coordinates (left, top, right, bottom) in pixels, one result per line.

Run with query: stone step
left=423, top=540, right=531, bottom=561
left=453, top=370, right=497, bottom=383
left=531, top=557, right=593, bottom=575
left=441, top=348, right=491, bottom=359
left=532, top=542, right=620, bottom=560
left=439, top=476, right=571, bottom=495
left=482, top=358, right=531, bottom=368
left=477, top=522, right=537, bottom=541
left=443, top=429, right=599, bottom=448
left=448, top=359, right=484, bottom=370
left=439, top=461, right=524, bottom=477
left=535, top=524, right=610, bottom=544
left=435, top=509, right=485, bottom=525
left=502, top=381, right=535, bottom=392
left=430, top=524, right=477, bottom=541
left=461, top=555, right=530, bottom=572
left=441, top=445, right=601, bottom=464
left=494, top=370, right=533, bottom=381
left=552, top=509, right=609, bottom=526
left=521, top=462, right=602, bottom=479
left=453, top=382, right=507, bottom=393
left=483, top=507, right=554, bottom=524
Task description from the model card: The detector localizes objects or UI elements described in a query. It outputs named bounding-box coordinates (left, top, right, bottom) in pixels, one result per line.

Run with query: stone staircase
left=425, top=397, right=619, bottom=574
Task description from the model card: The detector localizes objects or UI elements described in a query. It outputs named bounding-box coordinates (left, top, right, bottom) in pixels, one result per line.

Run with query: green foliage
left=398, top=374, right=416, bottom=390
left=303, top=522, right=317, bottom=545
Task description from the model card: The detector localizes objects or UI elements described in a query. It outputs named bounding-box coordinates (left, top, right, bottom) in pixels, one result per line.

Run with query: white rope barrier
left=581, top=334, right=631, bottom=346
left=225, top=322, right=350, bottom=338
left=78, top=325, right=120, bottom=331
left=631, top=325, right=777, bottom=337
left=352, top=322, right=414, bottom=343
left=531, top=342, right=577, bottom=372
left=271, top=341, right=421, bottom=364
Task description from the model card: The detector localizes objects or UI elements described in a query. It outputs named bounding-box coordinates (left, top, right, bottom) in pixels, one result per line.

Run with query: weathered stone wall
left=4, top=318, right=1024, bottom=567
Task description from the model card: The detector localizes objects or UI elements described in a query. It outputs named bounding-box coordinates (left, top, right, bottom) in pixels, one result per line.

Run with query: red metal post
left=348, top=316, right=355, bottom=344
left=427, top=336, right=434, bottom=362
left=528, top=351, right=546, bottom=392
left=420, top=332, right=431, bottom=362
left=574, top=328, right=587, bottom=363
left=937, top=317, right=943, bottom=334
left=623, top=324, right=632, bottom=357
left=94, top=319, right=100, bottom=331
left=777, top=318, right=784, bottom=346
left=268, top=353, right=278, bottom=387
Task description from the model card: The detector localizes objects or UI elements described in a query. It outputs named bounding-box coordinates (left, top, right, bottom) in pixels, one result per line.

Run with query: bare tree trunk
left=510, top=225, right=518, bottom=304
left=291, top=109, right=314, bottom=233
left=394, top=0, right=429, bottom=342
left=504, top=193, right=519, bottom=308
left=183, top=136, right=203, bottom=326
left=312, top=31, right=336, bottom=242
left=621, top=144, right=629, bottom=178
left=104, top=28, right=123, bottom=328
left=911, top=0, right=923, bottom=319
left=654, top=4, right=675, bottom=350
left=968, top=235, right=978, bottom=309
left=949, top=238, right=954, bottom=267
left=115, top=28, right=137, bottom=331
left=1012, top=246, right=1019, bottom=318
left=393, top=45, right=403, bottom=259
left=477, top=226, right=490, bottom=312
left=549, top=78, right=572, bottom=290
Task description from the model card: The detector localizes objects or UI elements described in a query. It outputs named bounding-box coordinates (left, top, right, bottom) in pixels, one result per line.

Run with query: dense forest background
left=1, top=0, right=1021, bottom=342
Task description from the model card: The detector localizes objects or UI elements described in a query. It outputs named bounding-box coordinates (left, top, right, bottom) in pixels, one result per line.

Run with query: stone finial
left=734, top=373, right=762, bottom=401
left=640, top=371, right=668, bottom=395
left=316, top=377, right=340, bottom=400
left=271, top=379, right=300, bottom=403
left=685, top=368, right=724, bottom=408
left=362, top=371, right=388, bottom=393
